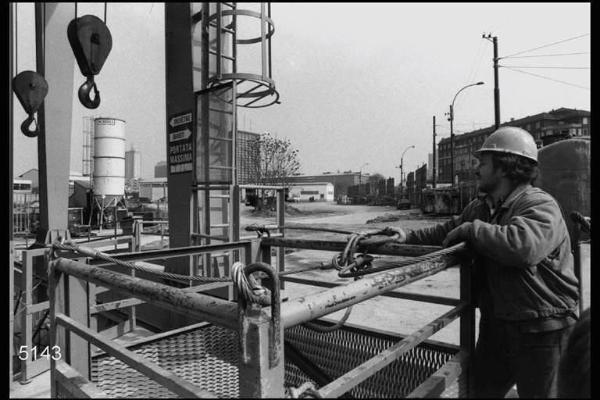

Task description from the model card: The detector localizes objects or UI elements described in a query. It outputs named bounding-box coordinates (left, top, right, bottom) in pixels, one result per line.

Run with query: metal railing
left=260, top=236, right=475, bottom=397
left=47, top=240, right=276, bottom=397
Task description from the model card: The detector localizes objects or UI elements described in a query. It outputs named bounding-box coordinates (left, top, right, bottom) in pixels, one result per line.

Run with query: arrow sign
left=169, top=128, right=192, bottom=142
left=169, top=112, right=192, bottom=128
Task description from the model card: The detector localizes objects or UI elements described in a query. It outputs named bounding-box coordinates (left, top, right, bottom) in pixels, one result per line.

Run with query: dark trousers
left=471, top=316, right=573, bottom=398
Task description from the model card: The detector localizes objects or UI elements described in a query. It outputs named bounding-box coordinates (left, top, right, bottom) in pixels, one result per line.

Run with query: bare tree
left=248, top=132, right=301, bottom=209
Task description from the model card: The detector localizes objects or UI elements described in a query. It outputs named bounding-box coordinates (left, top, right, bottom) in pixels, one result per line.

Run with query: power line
left=502, top=66, right=590, bottom=90
left=500, top=65, right=590, bottom=70
left=500, top=33, right=590, bottom=59
left=503, top=52, right=589, bottom=59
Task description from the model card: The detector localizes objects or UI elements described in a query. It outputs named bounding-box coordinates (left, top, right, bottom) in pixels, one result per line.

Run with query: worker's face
left=475, top=153, right=503, bottom=193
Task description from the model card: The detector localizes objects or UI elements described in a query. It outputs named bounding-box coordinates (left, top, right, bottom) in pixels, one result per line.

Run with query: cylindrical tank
left=93, top=118, right=126, bottom=199
left=537, top=137, right=590, bottom=242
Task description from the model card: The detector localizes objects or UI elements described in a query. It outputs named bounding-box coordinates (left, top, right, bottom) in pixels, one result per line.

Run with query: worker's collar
left=479, top=183, right=532, bottom=211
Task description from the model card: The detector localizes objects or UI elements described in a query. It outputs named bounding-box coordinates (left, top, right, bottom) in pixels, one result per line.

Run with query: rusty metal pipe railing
left=51, top=258, right=239, bottom=330
left=262, top=237, right=442, bottom=257
left=280, top=255, right=459, bottom=329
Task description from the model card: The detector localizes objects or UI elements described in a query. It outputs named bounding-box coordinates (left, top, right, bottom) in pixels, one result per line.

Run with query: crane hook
left=78, top=76, right=101, bottom=109
left=20, top=114, right=39, bottom=138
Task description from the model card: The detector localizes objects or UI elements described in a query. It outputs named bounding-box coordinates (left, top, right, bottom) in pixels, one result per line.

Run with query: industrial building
left=287, top=171, right=365, bottom=199
left=437, top=107, right=590, bottom=184
left=154, top=160, right=168, bottom=178
left=288, top=182, right=335, bottom=202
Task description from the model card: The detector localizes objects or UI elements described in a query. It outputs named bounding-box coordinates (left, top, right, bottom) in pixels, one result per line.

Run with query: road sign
left=169, top=112, right=192, bottom=128
left=168, top=110, right=193, bottom=174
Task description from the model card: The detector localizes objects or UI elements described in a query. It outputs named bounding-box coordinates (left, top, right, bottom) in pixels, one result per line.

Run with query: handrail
left=51, top=258, right=239, bottom=330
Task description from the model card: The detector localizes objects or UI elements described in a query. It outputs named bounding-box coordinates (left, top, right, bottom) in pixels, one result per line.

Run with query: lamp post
left=399, top=145, right=415, bottom=198
left=448, top=81, right=484, bottom=186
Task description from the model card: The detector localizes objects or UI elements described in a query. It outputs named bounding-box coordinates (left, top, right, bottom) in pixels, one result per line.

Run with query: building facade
left=288, top=182, right=335, bottom=202
left=154, top=161, right=168, bottom=178
left=437, top=107, right=590, bottom=184
left=125, top=148, right=142, bottom=181
left=287, top=172, right=363, bottom=199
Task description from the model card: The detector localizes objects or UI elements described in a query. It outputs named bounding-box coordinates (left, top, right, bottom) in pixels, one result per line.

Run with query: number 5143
left=18, top=345, right=62, bottom=361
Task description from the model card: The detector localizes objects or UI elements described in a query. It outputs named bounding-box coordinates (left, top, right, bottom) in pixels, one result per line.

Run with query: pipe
left=280, top=256, right=459, bottom=329
left=51, top=258, right=239, bottom=330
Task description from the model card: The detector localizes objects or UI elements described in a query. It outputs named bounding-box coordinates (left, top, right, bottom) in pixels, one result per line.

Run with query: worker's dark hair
left=557, top=308, right=590, bottom=398
left=491, top=153, right=538, bottom=184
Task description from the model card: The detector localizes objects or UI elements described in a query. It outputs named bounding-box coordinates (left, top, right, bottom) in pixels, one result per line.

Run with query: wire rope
left=502, top=66, right=590, bottom=91
left=500, top=33, right=590, bottom=59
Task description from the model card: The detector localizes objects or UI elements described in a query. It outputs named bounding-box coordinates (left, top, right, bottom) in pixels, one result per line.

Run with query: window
left=300, top=190, right=319, bottom=195
left=536, top=121, right=541, bottom=129
left=583, top=117, right=588, bottom=124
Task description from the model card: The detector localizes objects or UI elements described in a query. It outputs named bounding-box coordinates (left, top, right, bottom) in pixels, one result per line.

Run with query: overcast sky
left=12, top=3, right=590, bottom=181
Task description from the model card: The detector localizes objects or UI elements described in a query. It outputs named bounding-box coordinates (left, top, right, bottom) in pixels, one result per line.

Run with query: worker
left=385, top=126, right=580, bottom=398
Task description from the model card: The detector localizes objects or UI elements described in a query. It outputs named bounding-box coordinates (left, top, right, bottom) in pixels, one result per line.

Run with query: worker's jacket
left=406, top=184, right=579, bottom=322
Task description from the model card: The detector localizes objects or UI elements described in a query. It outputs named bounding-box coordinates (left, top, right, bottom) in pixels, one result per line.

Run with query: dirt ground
left=240, top=201, right=591, bottom=346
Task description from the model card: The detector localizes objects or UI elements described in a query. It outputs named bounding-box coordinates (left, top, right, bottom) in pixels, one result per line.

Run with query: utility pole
left=432, top=116, right=437, bottom=188
left=483, top=33, right=500, bottom=129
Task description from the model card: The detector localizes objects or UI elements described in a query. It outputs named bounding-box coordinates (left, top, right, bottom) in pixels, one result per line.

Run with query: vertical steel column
left=165, top=3, right=195, bottom=274
left=459, top=262, right=475, bottom=397
left=35, top=3, right=76, bottom=243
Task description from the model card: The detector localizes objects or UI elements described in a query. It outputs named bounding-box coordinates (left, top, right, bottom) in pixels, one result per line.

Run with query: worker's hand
left=442, top=222, right=473, bottom=248
left=382, top=226, right=407, bottom=243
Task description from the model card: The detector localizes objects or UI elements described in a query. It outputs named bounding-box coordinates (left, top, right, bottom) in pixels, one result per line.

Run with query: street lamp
left=398, top=145, right=415, bottom=198
left=448, top=81, right=484, bottom=186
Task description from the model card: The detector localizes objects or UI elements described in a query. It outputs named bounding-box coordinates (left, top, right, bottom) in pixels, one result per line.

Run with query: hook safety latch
left=12, top=71, right=49, bottom=138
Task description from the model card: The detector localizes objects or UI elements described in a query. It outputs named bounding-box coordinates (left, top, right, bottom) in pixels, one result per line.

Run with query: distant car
left=397, top=198, right=411, bottom=210
left=287, top=195, right=300, bottom=203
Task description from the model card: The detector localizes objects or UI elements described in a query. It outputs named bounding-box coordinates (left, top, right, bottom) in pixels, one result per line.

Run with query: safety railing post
left=276, top=188, right=285, bottom=290
left=20, top=249, right=34, bottom=384
left=238, top=306, right=285, bottom=398
left=49, top=259, right=66, bottom=398
left=459, top=262, right=474, bottom=397
left=65, top=274, right=91, bottom=380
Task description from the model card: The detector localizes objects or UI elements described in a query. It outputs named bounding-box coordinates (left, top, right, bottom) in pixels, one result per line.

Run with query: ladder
left=194, top=2, right=240, bottom=279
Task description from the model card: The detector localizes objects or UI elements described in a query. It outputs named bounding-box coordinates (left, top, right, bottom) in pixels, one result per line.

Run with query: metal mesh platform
left=91, top=323, right=458, bottom=398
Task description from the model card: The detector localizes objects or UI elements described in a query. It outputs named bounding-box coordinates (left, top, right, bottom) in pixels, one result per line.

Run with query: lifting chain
left=50, top=241, right=231, bottom=284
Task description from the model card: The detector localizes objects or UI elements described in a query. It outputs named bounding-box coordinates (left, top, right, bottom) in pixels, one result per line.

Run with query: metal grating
left=91, top=323, right=458, bottom=398
left=285, top=323, right=457, bottom=398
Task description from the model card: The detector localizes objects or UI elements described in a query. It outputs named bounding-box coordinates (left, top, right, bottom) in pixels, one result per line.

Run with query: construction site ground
left=11, top=201, right=590, bottom=398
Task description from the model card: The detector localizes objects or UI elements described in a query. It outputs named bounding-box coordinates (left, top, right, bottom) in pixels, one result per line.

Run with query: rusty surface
left=280, top=257, right=457, bottom=329
left=52, top=258, right=239, bottom=330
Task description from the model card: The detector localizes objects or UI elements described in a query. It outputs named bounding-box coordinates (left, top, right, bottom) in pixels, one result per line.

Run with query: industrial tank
left=536, top=137, right=590, bottom=242
left=93, top=117, right=126, bottom=199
